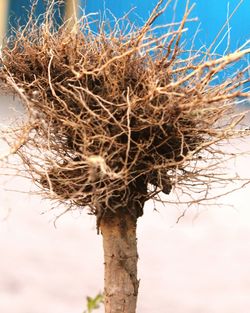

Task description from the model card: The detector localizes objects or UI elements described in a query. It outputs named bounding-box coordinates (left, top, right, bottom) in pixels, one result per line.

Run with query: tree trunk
left=100, top=210, right=139, bottom=313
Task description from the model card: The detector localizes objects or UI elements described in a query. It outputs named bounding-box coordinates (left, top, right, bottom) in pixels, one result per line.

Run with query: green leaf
left=83, top=293, right=104, bottom=313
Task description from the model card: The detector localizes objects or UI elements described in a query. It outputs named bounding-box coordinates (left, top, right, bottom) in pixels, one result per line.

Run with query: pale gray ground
left=0, top=96, right=250, bottom=313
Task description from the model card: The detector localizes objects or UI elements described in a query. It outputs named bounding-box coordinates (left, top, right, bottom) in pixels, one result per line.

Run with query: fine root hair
left=1, top=0, right=250, bottom=225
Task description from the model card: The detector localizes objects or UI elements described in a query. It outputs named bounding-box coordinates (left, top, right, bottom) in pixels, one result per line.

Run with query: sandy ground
left=1, top=96, right=250, bottom=313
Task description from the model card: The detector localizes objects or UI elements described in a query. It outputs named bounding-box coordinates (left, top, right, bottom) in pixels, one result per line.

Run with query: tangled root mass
left=1, top=1, right=249, bottom=223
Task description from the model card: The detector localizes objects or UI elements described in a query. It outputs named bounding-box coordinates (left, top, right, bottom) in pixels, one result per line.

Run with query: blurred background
left=0, top=1, right=250, bottom=313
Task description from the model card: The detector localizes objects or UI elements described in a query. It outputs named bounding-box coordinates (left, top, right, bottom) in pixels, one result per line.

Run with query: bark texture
left=100, top=210, right=139, bottom=313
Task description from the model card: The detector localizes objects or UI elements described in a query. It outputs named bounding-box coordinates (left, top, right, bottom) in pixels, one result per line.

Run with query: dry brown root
left=1, top=2, right=250, bottom=313
left=0, top=0, right=249, bottom=224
